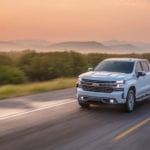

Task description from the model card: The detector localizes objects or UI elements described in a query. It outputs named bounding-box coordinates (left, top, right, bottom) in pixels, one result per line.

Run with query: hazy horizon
left=0, top=0, right=150, bottom=43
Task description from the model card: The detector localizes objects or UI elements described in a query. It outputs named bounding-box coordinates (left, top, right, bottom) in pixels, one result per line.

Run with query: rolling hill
left=0, top=39, right=150, bottom=53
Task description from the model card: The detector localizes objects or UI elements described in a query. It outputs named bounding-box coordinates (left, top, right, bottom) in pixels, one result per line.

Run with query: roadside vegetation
left=0, top=78, right=76, bottom=99
left=0, top=50, right=150, bottom=99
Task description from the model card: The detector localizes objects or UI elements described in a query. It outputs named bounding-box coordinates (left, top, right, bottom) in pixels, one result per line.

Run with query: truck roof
left=104, top=58, right=148, bottom=62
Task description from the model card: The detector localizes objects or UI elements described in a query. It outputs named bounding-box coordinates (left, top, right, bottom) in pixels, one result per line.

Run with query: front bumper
left=77, top=88, right=126, bottom=104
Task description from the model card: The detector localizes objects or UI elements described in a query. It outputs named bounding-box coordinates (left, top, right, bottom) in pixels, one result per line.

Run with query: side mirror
left=88, top=67, right=93, bottom=71
left=137, top=71, right=146, bottom=78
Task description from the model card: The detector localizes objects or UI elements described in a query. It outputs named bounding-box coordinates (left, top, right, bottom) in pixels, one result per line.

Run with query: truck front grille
left=81, top=79, right=122, bottom=93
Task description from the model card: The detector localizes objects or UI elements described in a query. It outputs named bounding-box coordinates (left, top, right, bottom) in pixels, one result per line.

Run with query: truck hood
left=79, top=71, right=132, bottom=81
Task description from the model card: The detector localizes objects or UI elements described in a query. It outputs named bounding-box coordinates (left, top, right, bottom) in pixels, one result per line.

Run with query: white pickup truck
left=76, top=58, right=150, bottom=112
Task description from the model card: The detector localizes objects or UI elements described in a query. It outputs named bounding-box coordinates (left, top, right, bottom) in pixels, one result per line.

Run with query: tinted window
left=141, top=61, right=149, bottom=72
left=95, top=61, right=134, bottom=73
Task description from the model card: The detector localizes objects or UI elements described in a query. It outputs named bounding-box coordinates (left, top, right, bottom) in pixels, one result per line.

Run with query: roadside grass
left=0, top=78, right=76, bottom=99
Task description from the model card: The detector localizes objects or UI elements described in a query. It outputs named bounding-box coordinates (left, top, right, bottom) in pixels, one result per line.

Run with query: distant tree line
left=0, top=51, right=150, bottom=85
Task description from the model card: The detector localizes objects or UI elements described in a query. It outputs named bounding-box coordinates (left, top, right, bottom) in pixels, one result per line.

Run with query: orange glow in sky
left=0, top=0, right=150, bottom=42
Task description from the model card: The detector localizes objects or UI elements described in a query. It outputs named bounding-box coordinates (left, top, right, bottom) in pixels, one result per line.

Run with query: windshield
left=95, top=61, right=134, bottom=73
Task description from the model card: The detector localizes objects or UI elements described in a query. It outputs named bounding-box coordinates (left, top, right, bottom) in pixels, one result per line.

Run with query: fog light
left=80, top=96, right=84, bottom=101
left=110, top=99, right=114, bottom=104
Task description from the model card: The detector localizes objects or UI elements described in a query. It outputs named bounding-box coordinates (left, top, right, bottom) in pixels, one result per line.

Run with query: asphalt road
left=0, top=88, right=149, bottom=150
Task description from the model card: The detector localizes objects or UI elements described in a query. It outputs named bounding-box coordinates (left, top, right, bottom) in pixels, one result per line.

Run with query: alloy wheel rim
left=128, top=92, right=134, bottom=111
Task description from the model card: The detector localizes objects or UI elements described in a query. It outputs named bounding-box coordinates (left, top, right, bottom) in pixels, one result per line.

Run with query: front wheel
left=78, top=99, right=90, bottom=108
left=125, top=90, right=135, bottom=112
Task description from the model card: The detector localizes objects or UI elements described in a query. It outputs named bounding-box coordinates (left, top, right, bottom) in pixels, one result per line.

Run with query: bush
left=0, top=54, right=13, bottom=66
left=18, top=51, right=89, bottom=81
left=0, top=66, right=27, bottom=85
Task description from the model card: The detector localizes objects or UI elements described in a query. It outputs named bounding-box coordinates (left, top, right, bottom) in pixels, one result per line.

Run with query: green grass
left=0, top=78, right=76, bottom=99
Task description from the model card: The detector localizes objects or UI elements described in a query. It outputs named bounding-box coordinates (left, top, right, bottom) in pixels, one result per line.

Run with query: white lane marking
left=0, top=99, right=76, bottom=121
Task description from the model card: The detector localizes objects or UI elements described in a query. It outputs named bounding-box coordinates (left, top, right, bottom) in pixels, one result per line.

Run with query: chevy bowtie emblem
left=92, top=83, right=99, bottom=87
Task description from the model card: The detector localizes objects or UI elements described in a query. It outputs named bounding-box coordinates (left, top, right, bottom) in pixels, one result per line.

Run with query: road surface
left=0, top=88, right=149, bottom=150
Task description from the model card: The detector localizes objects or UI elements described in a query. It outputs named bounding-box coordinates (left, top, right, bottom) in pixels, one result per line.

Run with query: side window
left=135, top=62, right=143, bottom=73
left=141, top=61, right=149, bottom=72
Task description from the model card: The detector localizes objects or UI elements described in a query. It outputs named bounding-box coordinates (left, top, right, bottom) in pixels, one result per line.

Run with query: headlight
left=76, top=78, right=82, bottom=87
left=78, top=77, right=82, bottom=82
left=116, top=80, right=125, bottom=84
left=116, top=80, right=125, bottom=88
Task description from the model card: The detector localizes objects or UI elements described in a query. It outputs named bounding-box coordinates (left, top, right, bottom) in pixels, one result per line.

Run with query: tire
left=78, top=100, right=90, bottom=108
left=125, top=90, right=135, bottom=112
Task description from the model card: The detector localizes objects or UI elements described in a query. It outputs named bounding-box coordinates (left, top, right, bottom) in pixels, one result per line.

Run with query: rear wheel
left=125, top=90, right=135, bottom=112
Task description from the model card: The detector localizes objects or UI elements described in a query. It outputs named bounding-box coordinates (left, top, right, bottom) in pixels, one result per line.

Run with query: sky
left=0, top=0, right=150, bottom=42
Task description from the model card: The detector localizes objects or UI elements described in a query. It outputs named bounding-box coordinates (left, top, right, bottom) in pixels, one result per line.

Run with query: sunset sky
left=0, top=0, right=150, bottom=42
